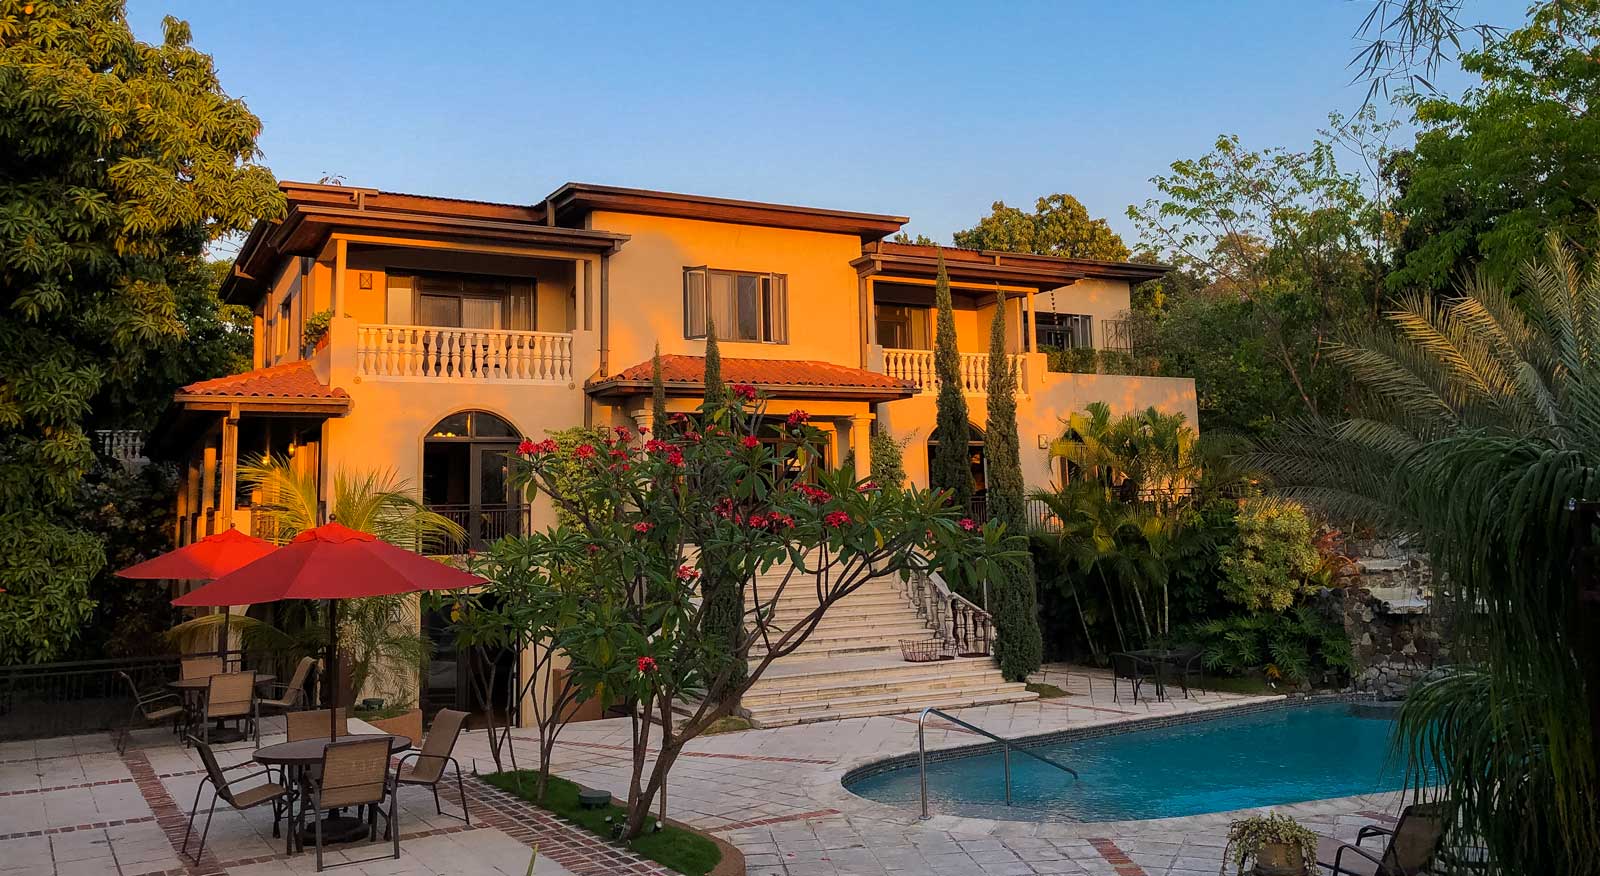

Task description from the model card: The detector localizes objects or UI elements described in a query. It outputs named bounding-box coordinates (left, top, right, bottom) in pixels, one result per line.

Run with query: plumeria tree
left=505, top=385, right=1015, bottom=838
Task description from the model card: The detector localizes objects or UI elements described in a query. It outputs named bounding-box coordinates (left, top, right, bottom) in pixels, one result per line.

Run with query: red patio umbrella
left=118, top=526, right=278, bottom=659
left=174, top=522, right=484, bottom=739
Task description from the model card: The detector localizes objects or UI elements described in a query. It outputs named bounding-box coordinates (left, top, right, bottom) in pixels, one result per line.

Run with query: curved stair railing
left=904, top=569, right=996, bottom=658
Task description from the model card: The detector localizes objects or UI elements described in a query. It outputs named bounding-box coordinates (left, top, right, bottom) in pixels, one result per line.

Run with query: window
left=275, top=300, right=291, bottom=360
left=1036, top=312, right=1093, bottom=349
left=875, top=304, right=931, bottom=350
left=385, top=272, right=535, bottom=330
left=683, top=267, right=788, bottom=342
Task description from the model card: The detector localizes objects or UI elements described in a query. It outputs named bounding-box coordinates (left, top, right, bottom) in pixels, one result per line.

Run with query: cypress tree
left=703, top=317, right=725, bottom=407
left=650, top=343, right=669, bottom=434
left=931, top=253, right=974, bottom=511
left=985, top=288, right=1043, bottom=681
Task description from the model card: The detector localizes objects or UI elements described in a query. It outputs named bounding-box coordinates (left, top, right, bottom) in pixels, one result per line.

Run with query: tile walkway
left=0, top=665, right=1409, bottom=875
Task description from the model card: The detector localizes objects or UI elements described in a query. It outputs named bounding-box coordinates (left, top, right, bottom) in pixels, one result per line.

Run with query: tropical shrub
left=1186, top=606, right=1353, bottom=686
left=1217, top=501, right=1320, bottom=613
left=869, top=430, right=908, bottom=488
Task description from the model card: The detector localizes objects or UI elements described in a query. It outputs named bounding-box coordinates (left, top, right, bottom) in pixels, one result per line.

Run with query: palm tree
left=1251, top=239, right=1600, bottom=875
left=169, top=457, right=463, bottom=705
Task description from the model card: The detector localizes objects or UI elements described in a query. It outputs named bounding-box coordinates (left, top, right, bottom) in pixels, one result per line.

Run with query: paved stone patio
left=0, top=665, right=1408, bottom=875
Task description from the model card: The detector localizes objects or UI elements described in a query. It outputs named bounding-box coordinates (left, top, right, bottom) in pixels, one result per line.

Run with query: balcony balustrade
left=881, top=348, right=1026, bottom=395
left=355, top=324, right=574, bottom=384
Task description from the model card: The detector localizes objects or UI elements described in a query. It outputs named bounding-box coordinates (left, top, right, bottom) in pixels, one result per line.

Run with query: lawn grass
left=1194, top=675, right=1280, bottom=696
left=482, top=771, right=721, bottom=876
left=1025, top=682, right=1069, bottom=699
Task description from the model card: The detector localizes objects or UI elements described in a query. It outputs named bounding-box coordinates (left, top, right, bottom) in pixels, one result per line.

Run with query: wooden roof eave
left=169, top=393, right=352, bottom=416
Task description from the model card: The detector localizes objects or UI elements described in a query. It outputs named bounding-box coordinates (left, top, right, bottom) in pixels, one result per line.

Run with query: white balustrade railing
left=356, top=324, right=574, bottom=384
left=881, top=348, right=1026, bottom=395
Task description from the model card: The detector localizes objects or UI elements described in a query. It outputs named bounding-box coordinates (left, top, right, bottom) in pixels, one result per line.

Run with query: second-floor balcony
left=355, top=323, right=574, bottom=384
left=881, top=348, right=1027, bottom=396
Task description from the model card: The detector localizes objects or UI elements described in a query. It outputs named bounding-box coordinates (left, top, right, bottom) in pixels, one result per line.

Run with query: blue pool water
left=846, top=703, right=1406, bottom=821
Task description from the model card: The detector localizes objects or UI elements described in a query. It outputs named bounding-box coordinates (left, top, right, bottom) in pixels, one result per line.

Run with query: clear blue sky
left=127, top=0, right=1520, bottom=246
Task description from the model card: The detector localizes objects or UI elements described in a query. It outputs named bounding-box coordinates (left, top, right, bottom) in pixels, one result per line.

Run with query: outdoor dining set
left=1109, top=646, right=1206, bottom=703
left=107, top=520, right=485, bottom=870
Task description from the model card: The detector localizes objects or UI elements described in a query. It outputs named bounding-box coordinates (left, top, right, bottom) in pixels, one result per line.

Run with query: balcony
left=355, top=324, right=574, bottom=384
left=881, top=348, right=1027, bottom=395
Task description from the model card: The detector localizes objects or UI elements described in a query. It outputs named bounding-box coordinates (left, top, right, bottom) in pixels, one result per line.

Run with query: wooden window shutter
left=768, top=273, right=788, bottom=343
left=684, top=267, right=708, bottom=338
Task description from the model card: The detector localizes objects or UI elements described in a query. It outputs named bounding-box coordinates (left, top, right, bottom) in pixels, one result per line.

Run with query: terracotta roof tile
left=179, top=360, right=349, bottom=400
left=610, top=355, right=911, bottom=390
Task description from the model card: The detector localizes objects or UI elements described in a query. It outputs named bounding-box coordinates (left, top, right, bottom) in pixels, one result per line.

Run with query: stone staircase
left=738, top=565, right=1036, bottom=727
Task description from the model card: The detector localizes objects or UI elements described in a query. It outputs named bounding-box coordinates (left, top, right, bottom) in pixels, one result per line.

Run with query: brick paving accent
left=1088, top=837, right=1149, bottom=876
left=0, top=815, right=157, bottom=841
left=468, top=776, right=680, bottom=875
left=555, top=737, right=834, bottom=765
left=122, top=749, right=230, bottom=876
left=0, top=776, right=135, bottom=797
left=708, top=808, right=842, bottom=833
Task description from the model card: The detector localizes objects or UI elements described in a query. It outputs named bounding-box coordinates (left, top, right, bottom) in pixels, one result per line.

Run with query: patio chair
left=1316, top=802, right=1447, bottom=875
left=1166, top=645, right=1205, bottom=699
left=181, top=656, right=225, bottom=680
left=1110, top=652, right=1161, bottom=703
left=287, top=708, right=349, bottom=742
left=393, top=708, right=470, bottom=825
left=258, top=657, right=316, bottom=717
left=302, top=736, right=399, bottom=871
left=181, top=736, right=289, bottom=864
left=115, top=671, right=185, bottom=755
left=197, top=671, right=259, bottom=747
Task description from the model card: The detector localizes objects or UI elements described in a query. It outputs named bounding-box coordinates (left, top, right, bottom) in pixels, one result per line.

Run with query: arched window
left=422, top=411, right=523, bottom=553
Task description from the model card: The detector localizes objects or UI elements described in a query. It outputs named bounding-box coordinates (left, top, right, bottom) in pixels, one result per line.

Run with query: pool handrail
left=916, top=706, right=1079, bottom=820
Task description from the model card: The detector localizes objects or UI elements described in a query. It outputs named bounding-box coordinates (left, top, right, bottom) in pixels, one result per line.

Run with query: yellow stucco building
left=154, top=181, right=1197, bottom=720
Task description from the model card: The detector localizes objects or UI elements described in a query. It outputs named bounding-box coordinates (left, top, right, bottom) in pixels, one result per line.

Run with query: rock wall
left=1336, top=550, right=1450, bottom=700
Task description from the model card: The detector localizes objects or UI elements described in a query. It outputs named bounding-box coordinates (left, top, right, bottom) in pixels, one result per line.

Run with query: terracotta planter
left=1251, top=841, right=1308, bottom=876
left=367, top=708, right=423, bottom=744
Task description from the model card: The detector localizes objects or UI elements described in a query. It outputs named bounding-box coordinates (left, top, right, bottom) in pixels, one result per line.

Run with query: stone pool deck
left=0, top=665, right=1408, bottom=876
left=530, top=664, right=1407, bottom=876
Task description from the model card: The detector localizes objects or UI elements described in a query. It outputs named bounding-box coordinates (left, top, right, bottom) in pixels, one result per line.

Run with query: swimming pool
left=845, top=701, right=1407, bottom=821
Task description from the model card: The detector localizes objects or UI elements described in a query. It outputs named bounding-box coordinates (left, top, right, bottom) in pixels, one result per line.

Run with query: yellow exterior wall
left=589, top=211, right=866, bottom=373
left=1033, top=278, right=1132, bottom=348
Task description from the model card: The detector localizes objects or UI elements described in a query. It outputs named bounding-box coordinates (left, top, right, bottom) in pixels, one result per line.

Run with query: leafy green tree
left=930, top=254, right=973, bottom=509
left=954, top=194, right=1130, bottom=261
left=0, top=5, right=283, bottom=662
left=1390, top=1, right=1600, bottom=293
left=1129, top=127, right=1387, bottom=420
left=1253, top=239, right=1600, bottom=874
left=869, top=430, right=908, bottom=488
left=890, top=231, right=936, bottom=245
left=983, top=289, right=1043, bottom=680
left=703, top=317, right=724, bottom=405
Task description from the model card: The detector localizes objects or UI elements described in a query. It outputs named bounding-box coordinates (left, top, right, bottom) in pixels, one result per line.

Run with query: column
left=630, top=408, right=654, bottom=435
left=219, top=406, right=239, bottom=530
left=851, top=413, right=875, bottom=480
left=1025, top=293, right=1038, bottom=354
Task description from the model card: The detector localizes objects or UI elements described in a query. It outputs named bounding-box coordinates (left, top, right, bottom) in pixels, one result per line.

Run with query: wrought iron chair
left=196, top=671, right=258, bottom=746
left=1165, top=645, right=1206, bottom=699
left=1316, top=802, right=1447, bottom=875
left=181, top=737, right=289, bottom=863
left=302, top=736, right=399, bottom=871
left=392, top=709, right=470, bottom=825
left=114, top=670, right=185, bottom=754
left=1110, top=652, right=1161, bottom=703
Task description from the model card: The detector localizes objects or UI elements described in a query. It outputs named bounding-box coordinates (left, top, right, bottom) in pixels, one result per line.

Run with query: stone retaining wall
left=1336, top=550, right=1449, bottom=699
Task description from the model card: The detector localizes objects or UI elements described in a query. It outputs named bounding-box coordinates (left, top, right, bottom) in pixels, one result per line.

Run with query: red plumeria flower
left=786, top=410, right=810, bottom=427
left=676, top=565, right=699, bottom=581
left=825, top=510, right=852, bottom=527
left=747, top=513, right=768, bottom=529
left=633, top=522, right=654, bottom=533
left=731, top=383, right=758, bottom=401
left=800, top=484, right=832, bottom=505
left=536, top=439, right=559, bottom=455
left=575, top=443, right=597, bottom=460
left=774, top=513, right=796, bottom=528
left=857, top=481, right=879, bottom=492
left=614, top=426, right=633, bottom=442
left=517, top=439, right=537, bottom=455
left=636, top=656, right=657, bottom=673
left=586, top=544, right=601, bottom=555
left=741, top=435, right=761, bottom=450
left=609, top=448, right=628, bottom=459
left=714, top=497, right=735, bottom=518
left=644, top=438, right=668, bottom=453
left=666, top=448, right=685, bottom=467
left=959, top=518, right=979, bottom=532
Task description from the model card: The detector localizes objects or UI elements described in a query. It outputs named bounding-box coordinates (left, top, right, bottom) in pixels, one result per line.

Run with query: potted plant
left=1223, top=813, right=1317, bottom=876
left=357, top=700, right=424, bottom=742
left=302, top=309, right=333, bottom=356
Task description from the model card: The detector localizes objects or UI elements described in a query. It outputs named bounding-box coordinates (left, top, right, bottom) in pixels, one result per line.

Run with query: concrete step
left=748, top=617, right=930, bottom=640
left=747, top=686, right=1038, bottom=728
left=742, top=663, right=1017, bottom=706
left=762, top=603, right=925, bottom=627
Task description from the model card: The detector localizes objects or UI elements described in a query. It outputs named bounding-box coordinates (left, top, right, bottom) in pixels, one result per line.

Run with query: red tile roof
left=590, top=354, right=915, bottom=400
left=178, top=360, right=350, bottom=400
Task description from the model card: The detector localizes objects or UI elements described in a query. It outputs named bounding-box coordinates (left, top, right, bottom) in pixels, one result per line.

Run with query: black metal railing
left=425, top=502, right=527, bottom=553
left=0, top=649, right=276, bottom=741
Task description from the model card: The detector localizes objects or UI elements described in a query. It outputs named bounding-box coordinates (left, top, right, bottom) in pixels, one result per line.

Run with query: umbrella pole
left=216, top=605, right=230, bottom=664
left=327, top=599, right=339, bottom=740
